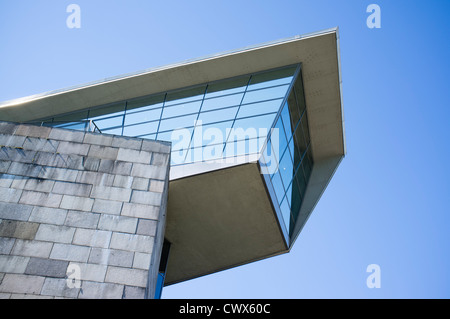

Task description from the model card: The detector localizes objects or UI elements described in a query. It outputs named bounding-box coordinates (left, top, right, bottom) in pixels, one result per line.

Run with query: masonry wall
left=0, top=122, right=170, bottom=299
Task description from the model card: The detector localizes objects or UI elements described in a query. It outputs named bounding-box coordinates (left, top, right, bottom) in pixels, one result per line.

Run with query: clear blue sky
left=1, top=0, right=449, bottom=298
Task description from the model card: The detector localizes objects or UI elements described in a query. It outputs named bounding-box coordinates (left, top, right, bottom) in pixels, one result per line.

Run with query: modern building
left=0, top=28, right=345, bottom=299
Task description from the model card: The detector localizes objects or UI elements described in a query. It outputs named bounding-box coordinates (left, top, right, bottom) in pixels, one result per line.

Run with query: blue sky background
left=1, top=0, right=449, bottom=298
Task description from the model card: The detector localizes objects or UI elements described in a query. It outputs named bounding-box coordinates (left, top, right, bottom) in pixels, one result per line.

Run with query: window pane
left=279, top=195, right=291, bottom=232
left=159, top=114, right=197, bottom=131
left=124, top=108, right=162, bottom=126
left=271, top=170, right=285, bottom=204
left=162, top=100, right=201, bottom=119
left=242, top=85, right=290, bottom=104
left=201, top=93, right=243, bottom=112
left=101, top=127, right=123, bottom=135
left=293, top=120, right=307, bottom=158
left=237, top=98, right=283, bottom=119
left=278, top=148, right=294, bottom=190
left=93, top=115, right=123, bottom=130
left=123, top=121, right=159, bottom=137
left=232, top=113, right=277, bottom=139
left=198, top=106, right=239, bottom=125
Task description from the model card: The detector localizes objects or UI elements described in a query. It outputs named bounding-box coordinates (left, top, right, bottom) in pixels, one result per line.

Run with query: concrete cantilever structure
left=0, top=28, right=345, bottom=296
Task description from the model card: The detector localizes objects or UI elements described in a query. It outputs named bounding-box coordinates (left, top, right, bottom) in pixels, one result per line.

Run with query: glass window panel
left=205, top=76, right=249, bottom=98
left=162, top=100, right=201, bottom=119
left=280, top=102, right=293, bottom=139
left=123, top=121, right=159, bottom=137
left=248, top=66, right=297, bottom=91
left=301, top=113, right=311, bottom=144
left=164, top=127, right=194, bottom=149
left=201, top=93, right=244, bottom=112
left=224, top=136, right=261, bottom=158
left=293, top=120, right=307, bottom=158
left=193, top=120, right=232, bottom=151
left=242, top=85, right=290, bottom=104
left=198, top=106, right=239, bottom=125
left=93, top=115, right=123, bottom=130
left=232, top=113, right=277, bottom=140
left=284, top=180, right=293, bottom=208
left=124, top=108, right=162, bottom=126
left=279, top=196, right=291, bottom=232
left=89, top=103, right=125, bottom=119
left=302, top=150, right=313, bottom=181
left=290, top=178, right=302, bottom=223
left=260, top=138, right=279, bottom=175
left=57, top=122, right=88, bottom=131
left=126, top=94, right=165, bottom=113
left=271, top=170, right=285, bottom=204
left=273, top=117, right=288, bottom=161
left=295, top=168, right=307, bottom=199
left=278, top=148, right=294, bottom=191
left=287, top=90, right=300, bottom=129
left=237, top=98, right=284, bottom=119
left=158, top=114, right=197, bottom=131
left=165, top=86, right=206, bottom=106
left=101, top=127, right=123, bottom=136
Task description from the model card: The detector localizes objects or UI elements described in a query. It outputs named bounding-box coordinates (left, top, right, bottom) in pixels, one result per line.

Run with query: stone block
left=0, top=220, right=39, bottom=240
left=110, top=232, right=154, bottom=254
left=72, top=228, right=112, bottom=249
left=98, top=215, right=138, bottom=234
left=136, top=219, right=157, bottom=236
left=83, top=132, right=113, bottom=146
left=91, top=185, right=131, bottom=202
left=68, top=262, right=107, bottom=282
left=41, top=277, right=79, bottom=298
left=48, top=128, right=85, bottom=143
left=0, top=202, right=33, bottom=221
left=15, top=124, right=51, bottom=139
left=130, top=163, right=166, bottom=180
left=88, top=145, right=119, bottom=160
left=35, top=224, right=75, bottom=244
left=28, top=206, right=67, bottom=225
left=130, top=190, right=162, bottom=206
left=64, top=210, right=100, bottom=229
left=25, top=258, right=69, bottom=278
left=88, top=248, right=134, bottom=268
left=50, top=243, right=90, bottom=263
left=12, top=240, right=53, bottom=258
left=105, top=266, right=148, bottom=288
left=111, top=136, right=142, bottom=150
left=52, top=181, right=92, bottom=197
left=60, top=195, right=94, bottom=212
left=0, top=255, right=30, bottom=273
left=79, top=281, right=123, bottom=299
left=121, top=203, right=159, bottom=220
left=117, top=148, right=152, bottom=164
left=0, top=274, right=45, bottom=295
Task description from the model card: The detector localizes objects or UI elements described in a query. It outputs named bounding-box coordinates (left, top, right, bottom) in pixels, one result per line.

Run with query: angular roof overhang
left=0, top=28, right=345, bottom=284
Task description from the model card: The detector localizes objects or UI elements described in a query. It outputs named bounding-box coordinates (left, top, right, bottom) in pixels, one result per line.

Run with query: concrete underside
left=164, top=163, right=287, bottom=285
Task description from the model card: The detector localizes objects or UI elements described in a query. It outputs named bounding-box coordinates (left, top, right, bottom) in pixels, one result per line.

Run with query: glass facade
left=31, top=64, right=313, bottom=244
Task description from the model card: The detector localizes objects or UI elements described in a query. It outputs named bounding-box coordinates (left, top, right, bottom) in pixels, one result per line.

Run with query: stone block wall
left=0, top=122, right=170, bottom=299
